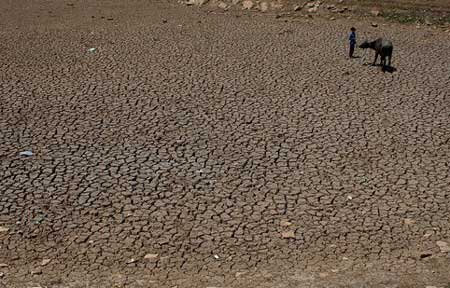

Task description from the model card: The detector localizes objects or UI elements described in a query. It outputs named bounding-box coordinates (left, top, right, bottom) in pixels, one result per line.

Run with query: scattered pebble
left=0, top=227, right=9, bottom=233
left=280, top=220, right=292, bottom=227
left=371, top=22, right=378, bottom=27
left=213, top=254, right=220, bottom=259
left=87, top=48, right=96, bottom=53
left=235, top=271, right=248, bottom=277
left=19, top=150, right=33, bottom=157
left=144, top=253, right=159, bottom=260
left=347, top=195, right=353, bottom=200
left=436, top=241, right=450, bottom=253
left=370, top=10, right=381, bottom=17
left=0, top=263, right=8, bottom=268
left=31, top=269, right=42, bottom=275
left=126, top=258, right=137, bottom=264
left=404, top=218, right=415, bottom=225
left=0, top=272, right=4, bottom=278
left=41, top=259, right=51, bottom=266
left=242, top=0, right=254, bottom=10
left=281, top=230, right=295, bottom=239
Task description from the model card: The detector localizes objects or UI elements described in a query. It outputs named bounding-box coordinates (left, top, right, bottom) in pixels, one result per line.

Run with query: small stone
left=281, top=230, right=295, bottom=239
left=259, top=2, right=269, bottom=12
left=0, top=263, right=8, bottom=268
left=404, top=218, right=415, bottom=225
left=126, top=258, right=137, bottom=264
left=19, top=151, right=33, bottom=157
left=342, top=257, right=349, bottom=260
left=0, top=227, right=9, bottom=233
left=347, top=195, right=353, bottom=200
left=331, top=269, right=339, bottom=273
left=162, top=19, right=168, bottom=23
left=217, top=2, right=228, bottom=9
left=420, top=251, right=433, bottom=259
left=144, top=254, right=159, bottom=260
left=294, top=5, right=302, bottom=11
left=242, top=0, right=253, bottom=9
left=330, top=17, right=335, bottom=20
left=371, top=22, right=378, bottom=27
left=280, top=220, right=292, bottom=227
left=337, top=0, right=343, bottom=3
left=307, top=7, right=318, bottom=13
left=306, top=2, right=315, bottom=8
left=213, top=254, right=220, bottom=259
left=41, top=259, right=51, bottom=266
left=436, top=241, right=450, bottom=253
left=31, top=269, right=42, bottom=275
left=0, top=272, right=4, bottom=278
left=326, top=4, right=336, bottom=9
left=235, top=271, right=248, bottom=277
left=370, top=9, right=381, bottom=17
left=318, top=272, right=329, bottom=277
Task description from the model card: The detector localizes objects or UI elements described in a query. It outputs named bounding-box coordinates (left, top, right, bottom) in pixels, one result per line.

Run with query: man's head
left=359, top=40, right=370, bottom=49
left=351, top=27, right=356, bottom=32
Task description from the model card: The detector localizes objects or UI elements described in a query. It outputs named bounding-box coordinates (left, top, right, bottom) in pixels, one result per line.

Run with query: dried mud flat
left=1, top=0, right=450, bottom=287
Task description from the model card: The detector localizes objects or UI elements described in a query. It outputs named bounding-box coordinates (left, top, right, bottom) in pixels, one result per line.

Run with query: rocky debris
left=370, top=9, right=381, bottom=16
left=436, top=241, right=450, bottom=253
left=371, top=22, right=378, bottom=27
left=281, top=230, right=295, bottom=239
left=126, top=258, right=137, bottom=264
left=0, top=226, right=9, bottom=233
left=326, top=4, right=336, bottom=10
left=41, top=259, right=51, bottom=266
left=144, top=253, right=159, bottom=260
left=242, top=0, right=253, bottom=9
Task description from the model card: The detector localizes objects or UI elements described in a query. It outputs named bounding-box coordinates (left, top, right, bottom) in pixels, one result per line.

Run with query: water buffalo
left=359, top=38, right=393, bottom=68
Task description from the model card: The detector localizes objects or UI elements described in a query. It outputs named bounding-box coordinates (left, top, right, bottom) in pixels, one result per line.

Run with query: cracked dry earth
left=1, top=0, right=450, bottom=287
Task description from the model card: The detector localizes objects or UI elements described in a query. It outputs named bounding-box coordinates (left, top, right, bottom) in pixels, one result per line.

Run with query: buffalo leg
left=373, top=52, right=378, bottom=66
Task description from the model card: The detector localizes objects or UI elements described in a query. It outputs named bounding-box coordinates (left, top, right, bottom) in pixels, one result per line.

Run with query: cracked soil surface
left=1, top=0, right=450, bottom=287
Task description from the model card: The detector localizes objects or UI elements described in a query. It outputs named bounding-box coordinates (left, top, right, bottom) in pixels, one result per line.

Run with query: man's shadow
left=362, top=62, right=397, bottom=73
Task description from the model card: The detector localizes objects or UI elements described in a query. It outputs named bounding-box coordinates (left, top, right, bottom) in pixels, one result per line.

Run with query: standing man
left=349, top=27, right=357, bottom=58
